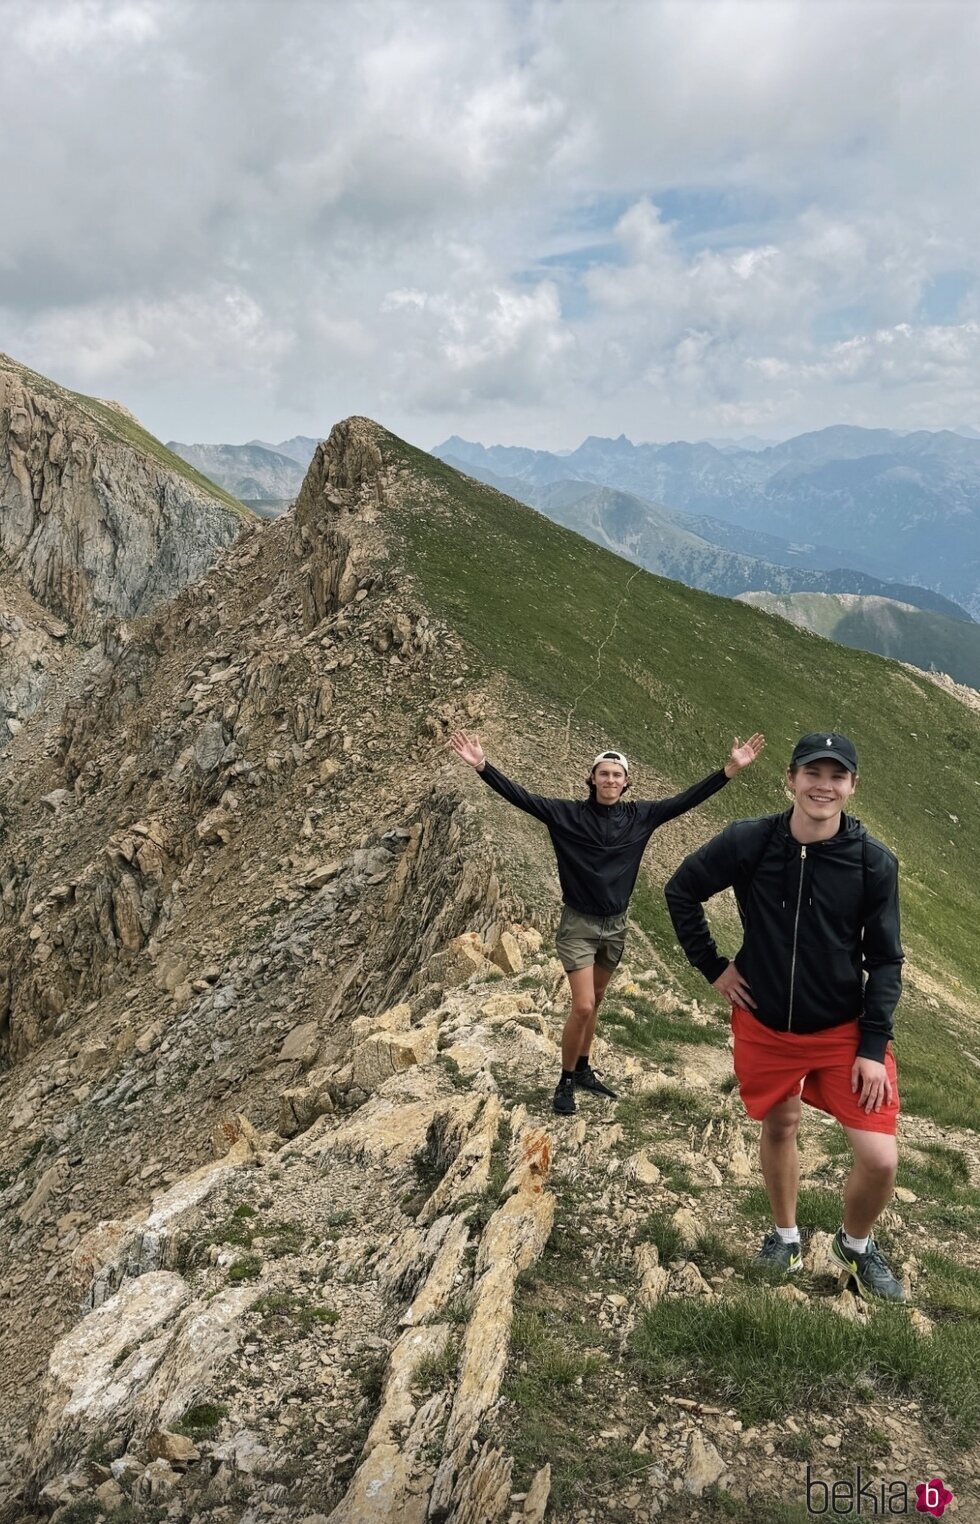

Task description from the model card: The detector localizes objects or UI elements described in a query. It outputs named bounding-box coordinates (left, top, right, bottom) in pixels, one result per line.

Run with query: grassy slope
left=1, top=352, right=250, bottom=517
left=382, top=432, right=980, bottom=1123
left=742, top=591, right=980, bottom=690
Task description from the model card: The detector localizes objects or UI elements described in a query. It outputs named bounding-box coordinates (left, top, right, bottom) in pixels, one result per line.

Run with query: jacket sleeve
left=859, top=850, right=904, bottom=1063
left=663, top=824, right=740, bottom=985
left=477, top=760, right=567, bottom=829
left=641, top=768, right=730, bottom=831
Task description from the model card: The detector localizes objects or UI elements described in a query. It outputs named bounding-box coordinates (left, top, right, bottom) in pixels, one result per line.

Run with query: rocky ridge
left=8, top=942, right=980, bottom=1522
left=0, top=413, right=519, bottom=1517
left=0, top=354, right=249, bottom=727
left=1, top=413, right=978, bottom=1522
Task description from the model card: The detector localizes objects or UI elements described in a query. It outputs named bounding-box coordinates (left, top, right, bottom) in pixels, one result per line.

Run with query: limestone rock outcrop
left=0, top=353, right=247, bottom=639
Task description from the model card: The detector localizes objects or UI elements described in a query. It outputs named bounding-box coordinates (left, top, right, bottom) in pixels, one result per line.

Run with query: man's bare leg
left=561, top=966, right=596, bottom=1072
left=578, top=963, right=614, bottom=1061
left=759, top=1095, right=802, bottom=1227
left=842, top=1127, right=898, bottom=1239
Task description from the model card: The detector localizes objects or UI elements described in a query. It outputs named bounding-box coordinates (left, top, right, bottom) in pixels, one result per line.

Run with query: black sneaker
left=573, top=1064, right=618, bottom=1100
left=831, top=1229, right=906, bottom=1303
left=754, top=1228, right=803, bottom=1274
left=553, top=1075, right=576, bottom=1116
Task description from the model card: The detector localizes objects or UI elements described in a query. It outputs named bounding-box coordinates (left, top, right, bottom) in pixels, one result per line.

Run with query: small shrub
left=177, top=1401, right=228, bottom=1440
left=228, top=1254, right=261, bottom=1283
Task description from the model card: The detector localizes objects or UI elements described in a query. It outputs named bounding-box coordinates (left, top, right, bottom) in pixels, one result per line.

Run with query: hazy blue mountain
left=167, top=440, right=305, bottom=506
left=248, top=434, right=321, bottom=466
left=433, top=425, right=980, bottom=616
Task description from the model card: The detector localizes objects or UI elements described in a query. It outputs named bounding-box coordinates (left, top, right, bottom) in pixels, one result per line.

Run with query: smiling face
left=591, top=760, right=629, bottom=803
left=786, top=757, right=857, bottom=829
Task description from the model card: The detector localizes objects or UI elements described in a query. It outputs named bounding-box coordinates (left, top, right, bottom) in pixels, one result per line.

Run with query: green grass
left=646, top=1151, right=701, bottom=1192
left=252, top=1291, right=339, bottom=1334
left=894, top=997, right=980, bottom=1128
left=895, top=1140, right=980, bottom=1228
left=176, top=1402, right=228, bottom=1440
left=738, top=1185, right=843, bottom=1234
left=384, top=429, right=980, bottom=1135
left=634, top=1292, right=980, bottom=1445
left=228, top=1254, right=261, bottom=1283
left=616, top=1083, right=713, bottom=1141
left=898, top=1141, right=972, bottom=1196
left=503, top=1309, right=620, bottom=1512
left=636, top=1209, right=684, bottom=1263
left=412, top=1337, right=461, bottom=1392
left=919, top=1251, right=980, bottom=1319
left=602, top=993, right=728, bottom=1062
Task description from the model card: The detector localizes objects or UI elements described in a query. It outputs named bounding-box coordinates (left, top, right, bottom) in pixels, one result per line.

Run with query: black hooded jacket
left=664, top=811, right=903, bottom=1062
left=478, top=760, right=730, bottom=918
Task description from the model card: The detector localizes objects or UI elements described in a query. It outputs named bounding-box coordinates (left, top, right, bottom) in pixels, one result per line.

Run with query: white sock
left=842, top=1229, right=869, bottom=1254
left=775, top=1224, right=800, bottom=1244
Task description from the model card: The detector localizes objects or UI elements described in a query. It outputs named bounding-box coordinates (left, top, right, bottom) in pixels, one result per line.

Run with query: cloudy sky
left=4, top=0, right=980, bottom=450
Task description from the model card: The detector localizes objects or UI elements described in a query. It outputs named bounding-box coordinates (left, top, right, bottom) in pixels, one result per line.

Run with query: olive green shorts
left=555, top=906, right=628, bottom=974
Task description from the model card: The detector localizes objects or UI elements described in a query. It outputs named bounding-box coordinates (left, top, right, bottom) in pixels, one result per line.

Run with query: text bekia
left=805, top=1465, right=954, bottom=1516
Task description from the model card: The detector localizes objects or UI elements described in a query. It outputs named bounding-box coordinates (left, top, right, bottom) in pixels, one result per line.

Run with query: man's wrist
left=476, top=759, right=486, bottom=772
left=723, top=761, right=737, bottom=779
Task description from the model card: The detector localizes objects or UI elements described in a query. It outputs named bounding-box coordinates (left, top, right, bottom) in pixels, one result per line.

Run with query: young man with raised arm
left=449, top=730, right=764, bottom=1116
left=664, top=732, right=906, bottom=1302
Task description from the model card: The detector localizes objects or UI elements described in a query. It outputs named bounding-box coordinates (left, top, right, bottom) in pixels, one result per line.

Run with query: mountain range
left=440, top=467, right=969, bottom=624
left=167, top=435, right=321, bottom=513
left=435, top=425, right=980, bottom=620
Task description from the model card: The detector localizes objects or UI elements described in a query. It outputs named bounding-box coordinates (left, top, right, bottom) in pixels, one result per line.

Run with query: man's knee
left=850, top=1134, right=898, bottom=1181
left=761, top=1104, right=801, bottom=1144
left=569, top=997, right=596, bottom=1024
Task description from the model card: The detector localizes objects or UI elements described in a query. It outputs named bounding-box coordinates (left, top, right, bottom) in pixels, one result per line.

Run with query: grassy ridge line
left=382, top=431, right=980, bottom=1001
left=741, top=590, right=980, bottom=692
left=74, top=395, right=251, bottom=516
left=1, top=351, right=250, bottom=517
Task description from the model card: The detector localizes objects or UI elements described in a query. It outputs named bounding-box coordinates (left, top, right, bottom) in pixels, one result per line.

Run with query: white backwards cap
left=591, top=749, right=629, bottom=773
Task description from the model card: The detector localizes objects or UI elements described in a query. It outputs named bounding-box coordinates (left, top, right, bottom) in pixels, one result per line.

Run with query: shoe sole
left=830, top=1241, right=906, bottom=1303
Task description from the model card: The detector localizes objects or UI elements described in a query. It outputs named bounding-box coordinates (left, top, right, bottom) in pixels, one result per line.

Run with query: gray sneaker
left=754, top=1229, right=803, bottom=1274
left=831, top=1229, right=907, bottom=1303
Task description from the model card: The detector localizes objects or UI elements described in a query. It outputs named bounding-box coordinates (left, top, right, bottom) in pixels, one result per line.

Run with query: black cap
left=790, top=732, right=858, bottom=773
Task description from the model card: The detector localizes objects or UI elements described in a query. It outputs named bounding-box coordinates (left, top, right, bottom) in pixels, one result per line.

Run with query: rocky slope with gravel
left=1, top=415, right=979, bottom=1524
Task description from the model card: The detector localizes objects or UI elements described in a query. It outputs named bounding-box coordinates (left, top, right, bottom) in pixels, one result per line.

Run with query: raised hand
left=727, top=732, right=765, bottom=774
left=448, top=730, right=486, bottom=771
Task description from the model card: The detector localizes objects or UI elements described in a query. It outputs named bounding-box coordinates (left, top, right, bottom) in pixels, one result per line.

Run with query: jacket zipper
left=787, top=844, right=807, bottom=1031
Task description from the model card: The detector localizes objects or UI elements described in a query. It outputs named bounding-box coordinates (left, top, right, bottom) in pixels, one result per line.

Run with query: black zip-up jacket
left=664, top=811, right=903, bottom=1062
left=478, top=760, right=730, bottom=918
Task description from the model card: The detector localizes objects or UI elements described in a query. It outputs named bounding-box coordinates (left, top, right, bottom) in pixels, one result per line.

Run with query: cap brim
left=793, top=749, right=857, bottom=773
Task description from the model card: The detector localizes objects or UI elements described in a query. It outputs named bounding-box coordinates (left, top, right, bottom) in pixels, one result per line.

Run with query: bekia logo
left=806, top=1465, right=954, bottom=1515
left=915, top=1478, right=954, bottom=1517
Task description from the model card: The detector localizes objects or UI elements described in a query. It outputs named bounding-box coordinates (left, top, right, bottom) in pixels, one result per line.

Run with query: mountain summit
left=0, top=417, right=978, bottom=1520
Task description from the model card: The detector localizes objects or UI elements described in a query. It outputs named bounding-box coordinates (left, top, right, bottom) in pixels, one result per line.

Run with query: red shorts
left=731, top=1006, right=900, bottom=1136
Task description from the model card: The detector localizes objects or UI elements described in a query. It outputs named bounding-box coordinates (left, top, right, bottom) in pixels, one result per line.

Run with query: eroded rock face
left=0, top=354, right=246, bottom=638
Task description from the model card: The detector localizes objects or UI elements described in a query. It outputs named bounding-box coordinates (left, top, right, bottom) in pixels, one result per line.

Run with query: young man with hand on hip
left=665, top=732, right=906, bottom=1302
left=449, top=730, right=764, bottom=1116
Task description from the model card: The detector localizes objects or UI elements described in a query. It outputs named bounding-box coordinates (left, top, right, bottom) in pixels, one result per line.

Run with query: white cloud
left=3, top=0, right=980, bottom=445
